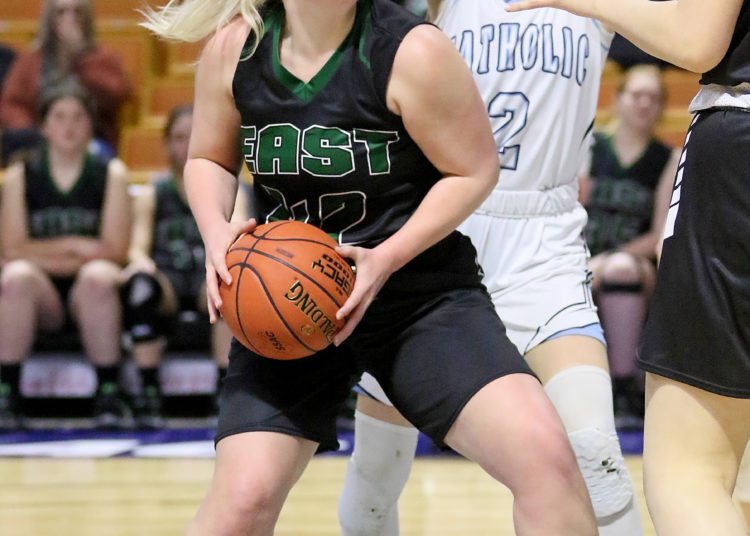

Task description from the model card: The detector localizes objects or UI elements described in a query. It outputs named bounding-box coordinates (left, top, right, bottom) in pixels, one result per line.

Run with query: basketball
left=218, top=220, right=356, bottom=359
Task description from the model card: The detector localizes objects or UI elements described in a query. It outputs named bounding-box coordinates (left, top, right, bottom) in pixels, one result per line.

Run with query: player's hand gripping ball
left=219, top=220, right=356, bottom=359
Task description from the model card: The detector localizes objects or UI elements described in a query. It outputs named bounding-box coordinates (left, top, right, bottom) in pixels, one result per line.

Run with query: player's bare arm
left=335, top=25, right=498, bottom=342
left=508, top=0, right=744, bottom=73
left=186, top=18, right=256, bottom=323
left=95, top=158, right=132, bottom=264
left=121, top=183, right=157, bottom=280
left=382, top=24, right=499, bottom=270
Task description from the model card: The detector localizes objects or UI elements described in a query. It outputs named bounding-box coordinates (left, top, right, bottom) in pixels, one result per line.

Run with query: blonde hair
left=141, top=0, right=268, bottom=49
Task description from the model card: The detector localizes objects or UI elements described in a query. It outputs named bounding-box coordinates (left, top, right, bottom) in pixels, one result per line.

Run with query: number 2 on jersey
left=488, top=92, right=530, bottom=171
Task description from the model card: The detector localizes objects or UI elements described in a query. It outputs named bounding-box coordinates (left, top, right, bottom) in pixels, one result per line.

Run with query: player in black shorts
left=145, top=0, right=599, bottom=534
left=510, top=0, right=750, bottom=533
left=121, top=105, right=247, bottom=427
left=0, top=79, right=132, bottom=429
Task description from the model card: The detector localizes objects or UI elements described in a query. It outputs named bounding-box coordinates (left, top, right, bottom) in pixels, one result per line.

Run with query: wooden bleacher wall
left=1, top=1, right=698, bottom=174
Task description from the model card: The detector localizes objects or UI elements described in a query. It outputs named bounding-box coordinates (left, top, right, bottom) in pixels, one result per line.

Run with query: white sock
left=597, top=496, right=643, bottom=536
left=545, top=365, right=643, bottom=536
left=338, top=410, right=419, bottom=536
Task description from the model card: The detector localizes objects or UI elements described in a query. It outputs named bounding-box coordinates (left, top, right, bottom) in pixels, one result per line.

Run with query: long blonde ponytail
left=141, top=0, right=268, bottom=47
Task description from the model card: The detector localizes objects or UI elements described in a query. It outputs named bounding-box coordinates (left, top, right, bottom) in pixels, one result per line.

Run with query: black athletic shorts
left=638, top=109, right=750, bottom=397
left=217, top=286, right=534, bottom=452
left=51, top=276, right=76, bottom=328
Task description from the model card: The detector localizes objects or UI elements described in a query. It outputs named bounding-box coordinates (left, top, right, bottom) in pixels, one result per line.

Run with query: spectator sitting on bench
left=0, top=0, right=131, bottom=161
left=580, top=65, right=680, bottom=428
left=0, top=79, right=131, bottom=429
left=121, top=104, right=247, bottom=428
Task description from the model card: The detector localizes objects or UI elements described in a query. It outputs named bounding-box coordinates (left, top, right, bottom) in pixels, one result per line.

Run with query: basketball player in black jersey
left=510, top=0, right=750, bottom=534
left=0, top=80, right=132, bottom=429
left=120, top=105, right=247, bottom=427
left=144, top=0, right=599, bottom=534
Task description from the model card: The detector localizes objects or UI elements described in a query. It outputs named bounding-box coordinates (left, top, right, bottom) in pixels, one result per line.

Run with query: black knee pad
left=121, top=272, right=163, bottom=342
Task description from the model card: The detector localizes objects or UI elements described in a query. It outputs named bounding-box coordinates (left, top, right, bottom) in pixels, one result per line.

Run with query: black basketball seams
left=248, top=248, right=348, bottom=308
left=227, top=221, right=349, bottom=357
left=245, top=237, right=338, bottom=250
left=258, top=220, right=340, bottom=251
left=250, top=219, right=294, bottom=239
left=232, top=246, right=265, bottom=356
left=239, top=262, right=318, bottom=355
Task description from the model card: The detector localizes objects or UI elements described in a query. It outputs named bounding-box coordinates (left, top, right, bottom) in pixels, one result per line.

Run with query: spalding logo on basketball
left=219, top=220, right=356, bottom=359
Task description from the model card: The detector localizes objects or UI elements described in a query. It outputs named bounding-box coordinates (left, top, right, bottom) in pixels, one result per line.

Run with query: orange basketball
left=219, top=220, right=356, bottom=359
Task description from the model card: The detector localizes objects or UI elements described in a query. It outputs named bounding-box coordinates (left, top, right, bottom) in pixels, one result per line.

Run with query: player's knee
left=506, top=412, right=582, bottom=490
left=346, top=450, right=408, bottom=503
left=600, top=252, right=642, bottom=285
left=534, top=420, right=584, bottom=481
left=121, top=272, right=163, bottom=342
left=76, top=260, right=120, bottom=298
left=0, top=260, right=39, bottom=296
left=338, top=410, right=418, bottom=534
left=569, top=428, right=634, bottom=519
left=349, top=411, right=417, bottom=492
left=199, top=474, right=284, bottom=534
left=543, top=366, right=635, bottom=517
left=219, top=477, right=286, bottom=532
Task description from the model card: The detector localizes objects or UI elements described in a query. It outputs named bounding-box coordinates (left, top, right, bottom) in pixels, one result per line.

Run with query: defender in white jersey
left=339, top=2, right=643, bottom=535
left=443, top=0, right=608, bottom=353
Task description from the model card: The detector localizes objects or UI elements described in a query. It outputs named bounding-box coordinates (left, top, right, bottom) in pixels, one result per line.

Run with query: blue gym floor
left=0, top=426, right=645, bottom=458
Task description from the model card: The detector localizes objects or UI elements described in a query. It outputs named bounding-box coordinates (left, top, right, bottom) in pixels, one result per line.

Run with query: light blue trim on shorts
left=353, top=384, right=372, bottom=398
left=545, top=323, right=606, bottom=347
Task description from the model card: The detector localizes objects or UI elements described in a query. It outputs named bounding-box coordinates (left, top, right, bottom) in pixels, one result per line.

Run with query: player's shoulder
left=2, top=161, right=25, bottom=190
left=202, top=16, right=253, bottom=65
left=391, top=24, right=462, bottom=91
left=106, top=158, right=130, bottom=186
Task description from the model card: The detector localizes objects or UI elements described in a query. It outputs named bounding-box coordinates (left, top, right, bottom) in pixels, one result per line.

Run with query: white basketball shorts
left=358, top=193, right=604, bottom=406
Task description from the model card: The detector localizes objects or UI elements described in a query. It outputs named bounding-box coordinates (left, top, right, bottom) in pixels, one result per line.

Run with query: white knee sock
left=544, top=365, right=643, bottom=536
left=338, top=410, right=419, bottom=536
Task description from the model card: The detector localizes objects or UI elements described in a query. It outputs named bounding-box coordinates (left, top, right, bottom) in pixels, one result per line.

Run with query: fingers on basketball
left=219, top=221, right=356, bottom=359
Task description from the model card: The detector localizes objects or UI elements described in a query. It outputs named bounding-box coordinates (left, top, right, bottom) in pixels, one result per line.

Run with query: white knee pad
left=568, top=427, right=634, bottom=518
left=338, top=410, right=419, bottom=536
left=545, top=365, right=635, bottom=519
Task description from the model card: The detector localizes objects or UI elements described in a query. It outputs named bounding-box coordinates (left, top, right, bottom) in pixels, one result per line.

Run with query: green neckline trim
left=271, top=2, right=364, bottom=103
left=604, top=133, right=655, bottom=174
left=43, top=148, right=95, bottom=199
left=357, top=3, right=372, bottom=72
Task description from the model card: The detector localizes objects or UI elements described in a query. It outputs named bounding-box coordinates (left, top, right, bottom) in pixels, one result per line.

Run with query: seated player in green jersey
left=581, top=65, right=679, bottom=429
left=120, top=105, right=249, bottom=428
left=0, top=79, right=132, bottom=429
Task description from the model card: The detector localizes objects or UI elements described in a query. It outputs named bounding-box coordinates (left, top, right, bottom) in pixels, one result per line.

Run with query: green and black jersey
left=24, top=148, right=108, bottom=239
left=152, top=177, right=205, bottom=277
left=584, top=132, right=672, bottom=256
left=234, top=0, right=484, bottom=290
left=236, top=0, right=439, bottom=247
